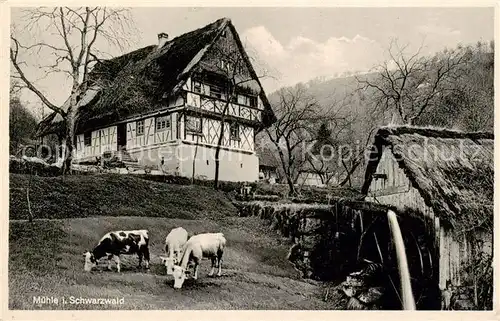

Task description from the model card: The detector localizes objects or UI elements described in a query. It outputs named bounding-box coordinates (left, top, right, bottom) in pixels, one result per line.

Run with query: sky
left=10, top=7, right=494, bottom=118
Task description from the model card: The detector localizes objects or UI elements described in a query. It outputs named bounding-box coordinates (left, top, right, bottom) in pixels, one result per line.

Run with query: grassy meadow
left=9, top=174, right=340, bottom=310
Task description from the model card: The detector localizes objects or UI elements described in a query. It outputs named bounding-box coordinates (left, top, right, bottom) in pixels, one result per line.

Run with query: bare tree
left=336, top=88, right=386, bottom=188
left=264, top=85, right=324, bottom=195
left=307, top=122, right=375, bottom=188
left=358, top=39, right=468, bottom=125
left=305, top=105, right=354, bottom=186
left=10, top=7, right=137, bottom=173
left=336, top=124, right=376, bottom=188
left=305, top=158, right=338, bottom=186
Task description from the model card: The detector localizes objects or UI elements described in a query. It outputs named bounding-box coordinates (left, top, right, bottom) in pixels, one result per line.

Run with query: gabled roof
left=37, top=18, right=275, bottom=136
left=256, top=145, right=280, bottom=168
left=362, top=125, right=493, bottom=232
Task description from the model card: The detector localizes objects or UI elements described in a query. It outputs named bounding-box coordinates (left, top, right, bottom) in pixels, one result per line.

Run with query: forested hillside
left=257, top=41, right=494, bottom=190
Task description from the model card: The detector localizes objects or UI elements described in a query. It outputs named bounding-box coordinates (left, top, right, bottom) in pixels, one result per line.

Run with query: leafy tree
left=9, top=94, right=37, bottom=155
left=312, top=123, right=333, bottom=156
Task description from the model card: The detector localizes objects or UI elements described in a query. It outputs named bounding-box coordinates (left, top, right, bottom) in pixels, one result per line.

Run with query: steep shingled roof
left=37, top=18, right=275, bottom=136
left=362, top=125, right=494, bottom=232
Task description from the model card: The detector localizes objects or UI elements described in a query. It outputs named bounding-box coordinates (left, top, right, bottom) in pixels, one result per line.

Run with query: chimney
left=157, top=32, right=169, bottom=49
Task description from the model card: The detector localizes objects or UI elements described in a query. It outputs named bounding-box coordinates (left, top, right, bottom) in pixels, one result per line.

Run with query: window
left=210, top=85, right=222, bottom=99
left=84, top=132, right=91, bottom=147
left=219, top=59, right=233, bottom=72
left=236, top=94, right=257, bottom=107
left=136, top=120, right=145, bottom=136
left=156, top=116, right=170, bottom=132
left=193, top=80, right=201, bottom=93
left=237, top=94, right=247, bottom=105
left=186, top=116, right=202, bottom=134
left=238, top=64, right=245, bottom=75
left=230, top=122, right=240, bottom=140
left=249, top=96, right=257, bottom=108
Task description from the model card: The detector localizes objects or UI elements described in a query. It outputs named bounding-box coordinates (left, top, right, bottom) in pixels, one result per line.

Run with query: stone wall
left=234, top=201, right=365, bottom=281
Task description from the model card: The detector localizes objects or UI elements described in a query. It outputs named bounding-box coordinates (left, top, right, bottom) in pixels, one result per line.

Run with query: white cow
left=159, top=227, right=189, bottom=275
left=172, top=233, right=226, bottom=289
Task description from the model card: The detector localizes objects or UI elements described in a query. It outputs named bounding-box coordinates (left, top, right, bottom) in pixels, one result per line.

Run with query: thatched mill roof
left=362, top=125, right=493, bottom=232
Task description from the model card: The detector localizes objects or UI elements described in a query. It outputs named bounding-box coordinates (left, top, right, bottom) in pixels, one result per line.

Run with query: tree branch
left=10, top=37, right=65, bottom=116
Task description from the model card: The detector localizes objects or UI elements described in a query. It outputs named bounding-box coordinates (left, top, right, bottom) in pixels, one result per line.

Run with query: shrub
left=9, top=157, right=61, bottom=177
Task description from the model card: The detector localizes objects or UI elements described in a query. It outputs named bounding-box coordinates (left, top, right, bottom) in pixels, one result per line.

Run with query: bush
left=9, top=157, right=61, bottom=177
left=135, top=174, right=256, bottom=193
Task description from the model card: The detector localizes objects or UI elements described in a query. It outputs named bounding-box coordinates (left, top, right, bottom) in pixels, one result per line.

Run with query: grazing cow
left=83, top=229, right=150, bottom=273
left=172, top=232, right=226, bottom=289
left=159, top=227, right=189, bottom=275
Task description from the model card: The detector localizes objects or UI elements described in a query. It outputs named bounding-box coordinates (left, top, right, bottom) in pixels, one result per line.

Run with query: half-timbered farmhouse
left=38, top=18, right=275, bottom=182
left=362, top=126, right=493, bottom=290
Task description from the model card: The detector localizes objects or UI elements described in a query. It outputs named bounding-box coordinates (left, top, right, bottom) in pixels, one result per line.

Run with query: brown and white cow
left=83, top=229, right=150, bottom=273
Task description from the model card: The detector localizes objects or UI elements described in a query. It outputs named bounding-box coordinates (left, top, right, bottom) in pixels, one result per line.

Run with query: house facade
left=256, top=145, right=336, bottom=186
left=296, top=159, right=337, bottom=187
left=362, top=126, right=493, bottom=293
left=295, top=170, right=324, bottom=187
left=256, top=145, right=279, bottom=183
left=259, top=164, right=278, bottom=183
left=42, top=18, right=275, bottom=182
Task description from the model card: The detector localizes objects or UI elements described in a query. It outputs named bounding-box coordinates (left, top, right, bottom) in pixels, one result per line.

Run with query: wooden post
left=27, top=163, right=34, bottom=222
left=26, top=188, right=33, bottom=223
left=191, top=135, right=199, bottom=183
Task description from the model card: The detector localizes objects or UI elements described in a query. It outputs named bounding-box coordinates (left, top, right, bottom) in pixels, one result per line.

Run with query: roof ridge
left=377, top=125, right=493, bottom=140
left=165, top=17, right=229, bottom=45
left=91, top=18, right=230, bottom=66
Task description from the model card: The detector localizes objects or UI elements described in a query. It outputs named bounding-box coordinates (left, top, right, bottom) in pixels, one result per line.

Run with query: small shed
left=362, top=126, right=493, bottom=290
left=256, top=146, right=279, bottom=183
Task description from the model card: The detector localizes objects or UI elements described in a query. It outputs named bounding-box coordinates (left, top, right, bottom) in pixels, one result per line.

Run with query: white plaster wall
left=177, top=143, right=259, bottom=182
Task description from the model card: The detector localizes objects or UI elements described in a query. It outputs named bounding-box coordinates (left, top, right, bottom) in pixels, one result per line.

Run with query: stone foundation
left=234, top=200, right=364, bottom=281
